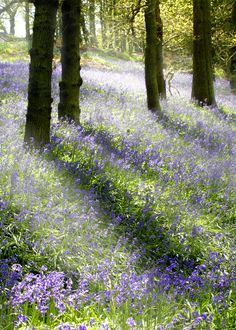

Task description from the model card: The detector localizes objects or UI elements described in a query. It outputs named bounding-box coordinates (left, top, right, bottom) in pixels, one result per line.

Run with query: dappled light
left=0, top=0, right=236, bottom=329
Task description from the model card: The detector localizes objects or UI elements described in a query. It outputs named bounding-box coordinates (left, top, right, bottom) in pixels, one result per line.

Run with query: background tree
left=58, top=0, right=82, bottom=123
left=80, top=7, right=89, bottom=45
left=88, top=0, right=98, bottom=46
left=144, top=0, right=161, bottom=113
left=99, top=0, right=108, bottom=48
left=191, top=0, right=216, bottom=106
left=0, top=0, right=21, bottom=35
left=229, top=0, right=236, bottom=92
left=5, top=0, right=21, bottom=35
left=24, top=0, right=31, bottom=43
left=24, top=0, right=58, bottom=148
left=160, top=0, right=192, bottom=70
left=156, top=0, right=166, bottom=98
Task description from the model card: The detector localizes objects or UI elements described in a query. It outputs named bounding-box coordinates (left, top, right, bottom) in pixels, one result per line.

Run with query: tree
left=99, top=0, right=107, bottom=48
left=7, top=2, right=20, bottom=35
left=89, top=0, right=98, bottom=46
left=24, top=0, right=58, bottom=148
left=81, top=9, right=89, bottom=44
left=144, top=0, right=161, bottom=113
left=58, top=0, right=82, bottom=123
left=24, top=0, right=31, bottom=43
left=191, top=0, right=216, bottom=106
left=230, top=0, right=236, bottom=93
left=156, top=0, right=166, bottom=98
left=0, top=0, right=21, bottom=15
left=0, top=0, right=21, bottom=35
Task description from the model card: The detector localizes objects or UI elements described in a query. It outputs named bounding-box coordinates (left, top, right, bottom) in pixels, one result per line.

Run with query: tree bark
left=156, top=0, right=166, bottom=99
left=144, top=0, right=161, bottom=113
left=89, top=0, right=98, bottom=47
left=99, top=0, right=107, bottom=48
left=191, top=0, right=216, bottom=106
left=58, top=0, right=82, bottom=123
left=230, top=0, right=236, bottom=93
left=81, top=11, right=89, bottom=45
left=25, top=0, right=31, bottom=44
left=9, top=14, right=15, bottom=35
left=24, top=0, right=58, bottom=148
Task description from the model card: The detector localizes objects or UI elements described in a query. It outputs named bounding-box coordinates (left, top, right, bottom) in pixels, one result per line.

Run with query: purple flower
left=58, top=324, right=71, bottom=330
left=77, top=326, right=87, bottom=330
left=126, top=317, right=136, bottom=329
left=14, top=314, right=28, bottom=327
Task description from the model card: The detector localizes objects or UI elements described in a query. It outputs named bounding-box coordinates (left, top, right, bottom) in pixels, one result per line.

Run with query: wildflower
left=126, top=317, right=136, bottom=329
left=14, top=314, right=28, bottom=327
left=77, top=326, right=87, bottom=330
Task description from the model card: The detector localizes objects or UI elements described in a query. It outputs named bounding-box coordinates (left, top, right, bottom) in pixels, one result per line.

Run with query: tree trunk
left=9, top=14, right=15, bottom=35
left=55, top=8, right=62, bottom=46
left=24, top=0, right=58, bottom=148
left=89, top=0, right=98, bottom=47
left=107, top=4, right=114, bottom=49
left=144, top=0, right=161, bottom=113
left=99, top=0, right=107, bottom=48
left=230, top=47, right=236, bottom=94
left=81, top=11, right=89, bottom=45
left=230, top=1, right=236, bottom=93
left=191, top=0, right=216, bottom=106
left=156, top=0, right=166, bottom=99
left=25, top=0, right=31, bottom=45
left=58, top=0, right=82, bottom=123
left=120, top=29, right=127, bottom=52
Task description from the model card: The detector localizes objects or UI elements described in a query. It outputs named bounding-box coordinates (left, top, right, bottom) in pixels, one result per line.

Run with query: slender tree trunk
left=7, top=4, right=21, bottom=36
left=24, top=0, right=58, bottom=148
left=230, top=0, right=236, bottom=93
left=120, top=28, right=127, bottom=52
left=156, top=0, right=166, bottom=99
left=89, top=0, right=98, bottom=47
left=81, top=11, right=89, bottom=44
left=144, top=0, right=161, bottom=113
left=99, top=0, right=107, bottom=48
left=9, top=14, right=15, bottom=35
left=55, top=9, right=62, bottom=46
left=191, top=0, right=216, bottom=106
left=108, top=5, right=114, bottom=49
left=58, top=0, right=82, bottom=123
left=25, top=0, right=31, bottom=44
left=128, top=23, right=135, bottom=55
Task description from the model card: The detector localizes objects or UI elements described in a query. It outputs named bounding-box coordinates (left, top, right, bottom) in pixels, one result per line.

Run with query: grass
left=0, top=44, right=236, bottom=329
left=0, top=39, right=29, bottom=62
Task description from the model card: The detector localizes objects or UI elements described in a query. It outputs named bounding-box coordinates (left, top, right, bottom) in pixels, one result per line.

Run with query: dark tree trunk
left=156, top=0, right=166, bottom=99
left=89, top=0, right=98, bottom=47
left=144, top=0, right=161, bottom=113
left=230, top=47, right=236, bottom=94
left=191, top=0, right=216, bottom=106
left=58, top=0, right=82, bottom=123
left=24, top=0, right=58, bottom=148
left=230, top=1, right=236, bottom=93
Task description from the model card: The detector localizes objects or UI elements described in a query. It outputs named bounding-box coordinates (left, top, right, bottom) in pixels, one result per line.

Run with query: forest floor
left=0, top=49, right=236, bottom=329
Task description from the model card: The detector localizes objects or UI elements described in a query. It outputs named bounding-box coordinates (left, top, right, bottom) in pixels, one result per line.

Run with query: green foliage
left=211, top=0, right=236, bottom=72
left=0, top=39, right=29, bottom=62
left=0, top=204, right=51, bottom=274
